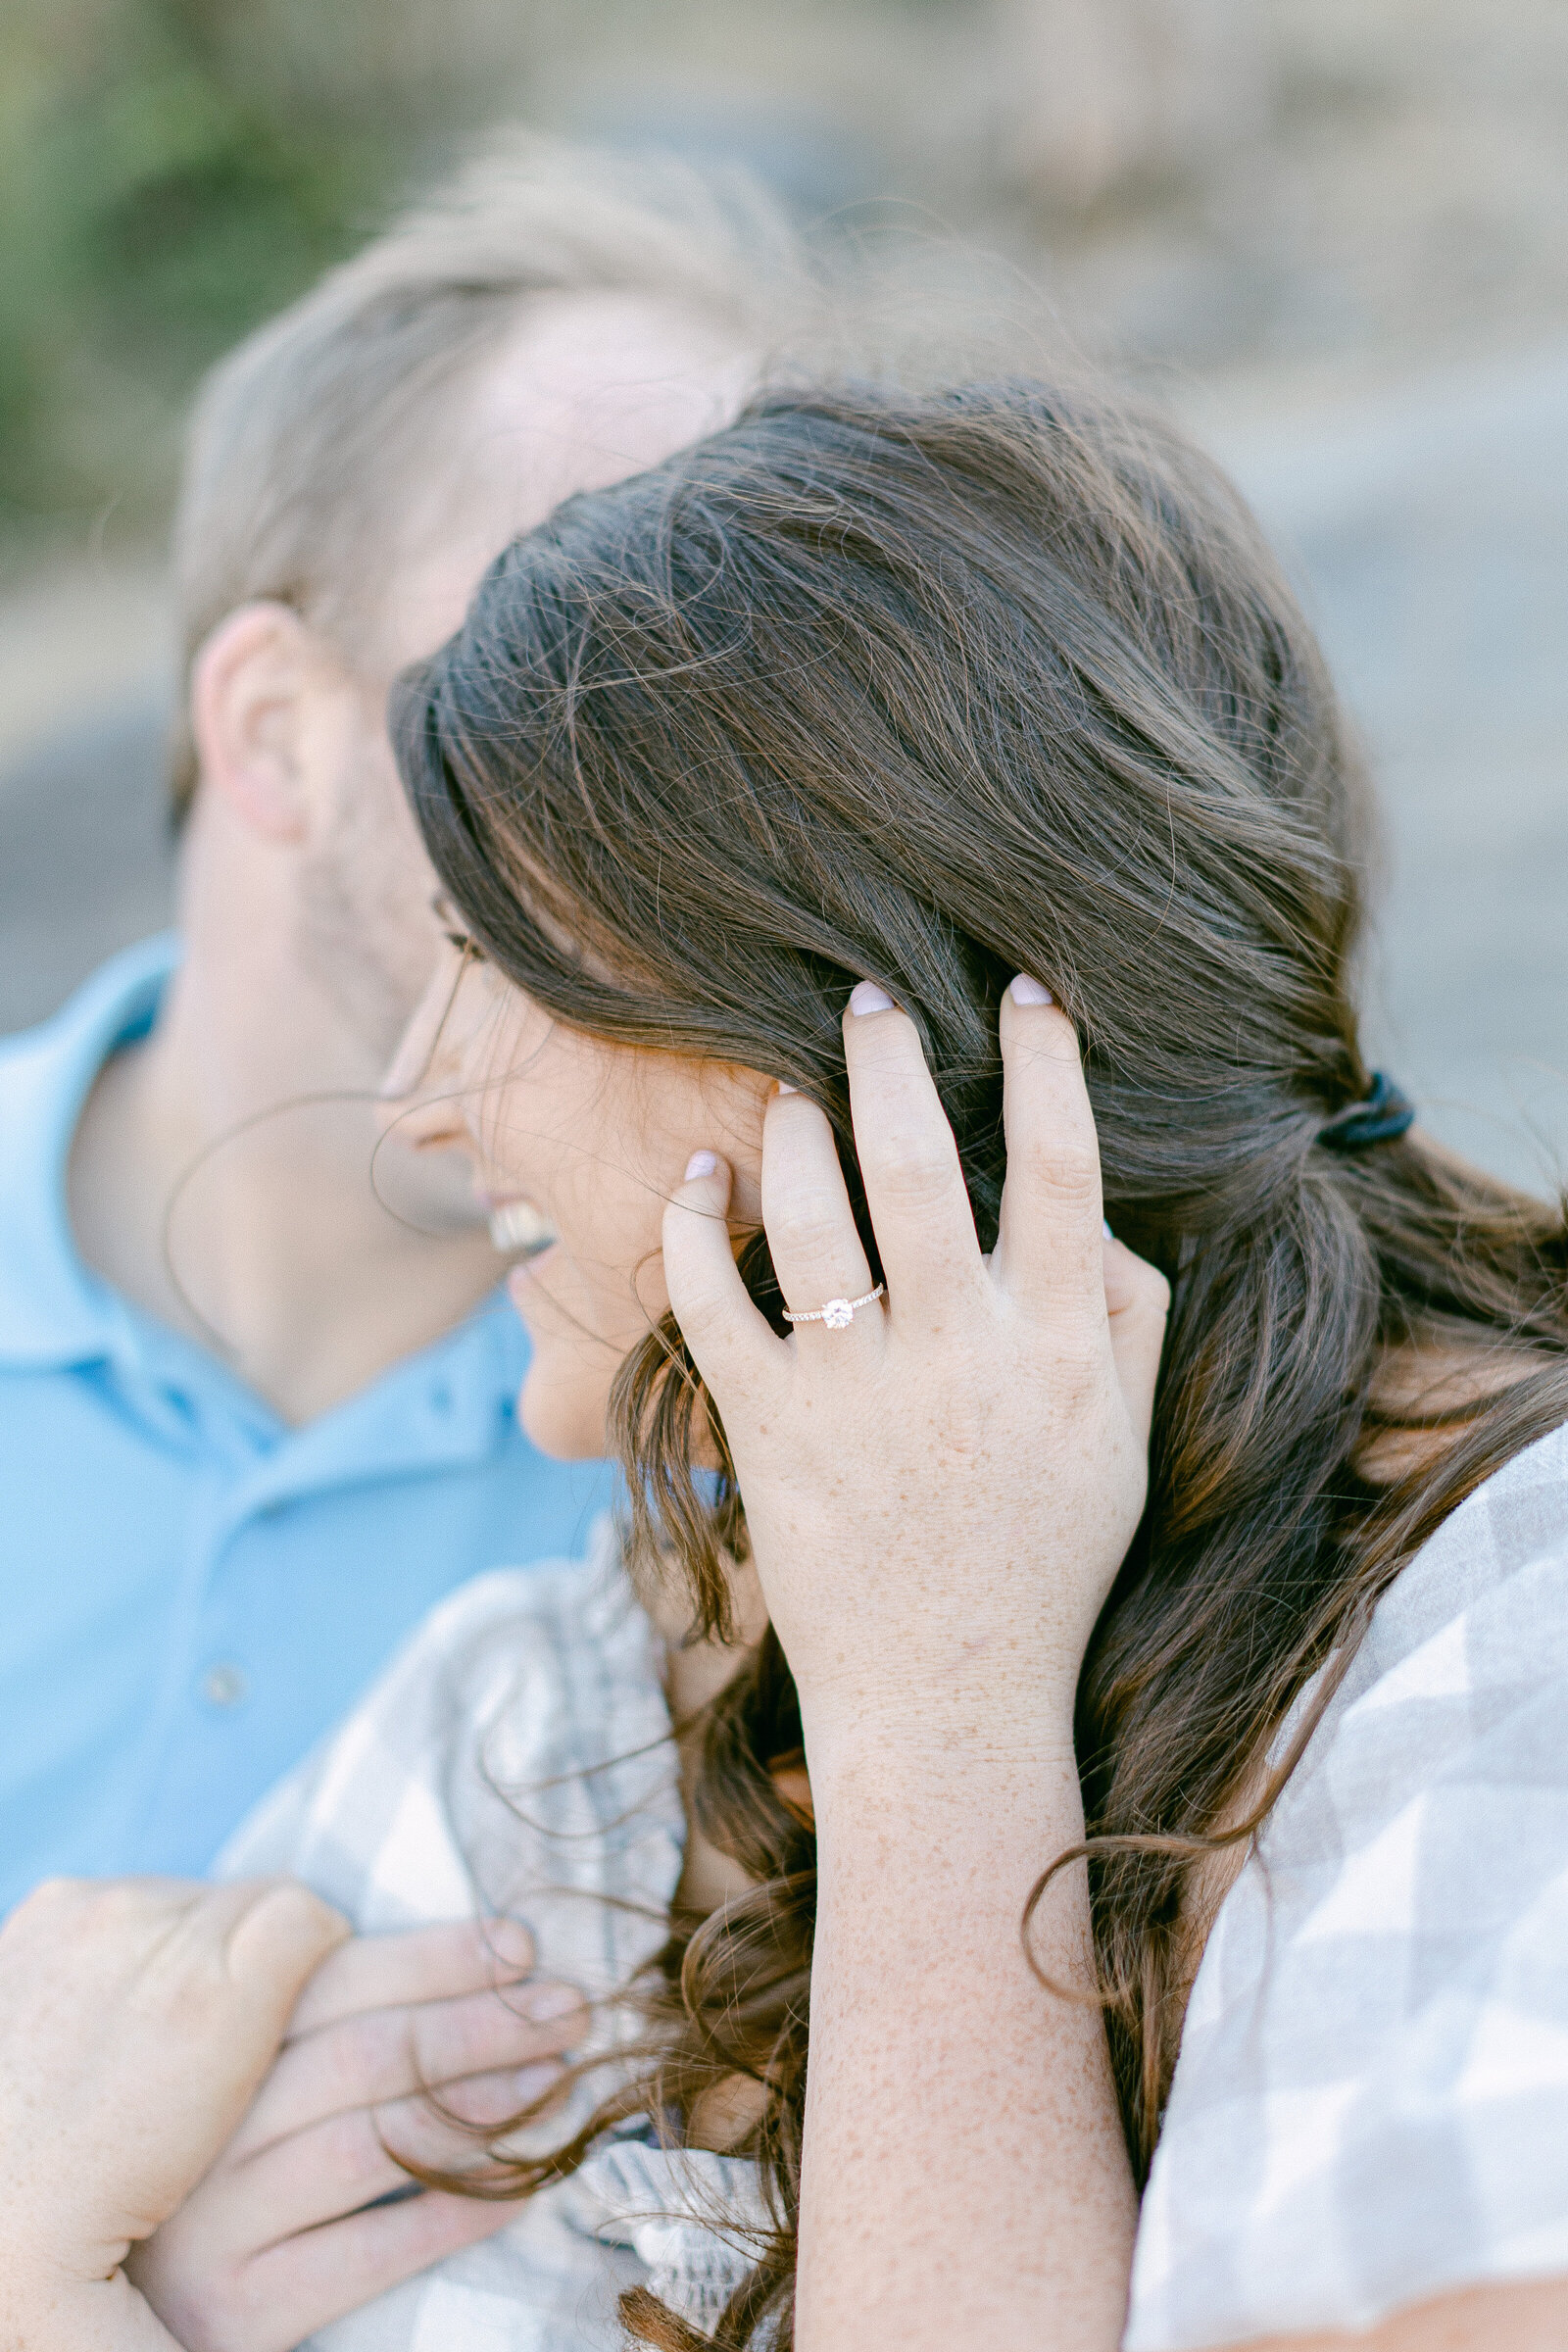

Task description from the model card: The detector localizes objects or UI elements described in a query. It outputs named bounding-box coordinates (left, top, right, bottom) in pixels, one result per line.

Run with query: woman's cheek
left=502, top=1251, right=619, bottom=1458
left=516, top=1338, right=617, bottom=1460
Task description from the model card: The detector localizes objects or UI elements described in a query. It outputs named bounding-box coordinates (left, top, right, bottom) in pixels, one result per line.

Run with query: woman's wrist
left=797, top=1672, right=1132, bottom=2352
left=800, top=1687, right=1081, bottom=1806
left=804, top=1708, right=1089, bottom=1961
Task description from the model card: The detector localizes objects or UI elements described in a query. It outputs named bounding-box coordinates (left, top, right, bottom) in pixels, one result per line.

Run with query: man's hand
left=0, top=1875, right=349, bottom=2350
left=129, top=1915, right=587, bottom=2352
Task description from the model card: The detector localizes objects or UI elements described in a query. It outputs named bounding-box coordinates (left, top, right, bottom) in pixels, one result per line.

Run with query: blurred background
left=2, top=0, right=1565, bottom=1188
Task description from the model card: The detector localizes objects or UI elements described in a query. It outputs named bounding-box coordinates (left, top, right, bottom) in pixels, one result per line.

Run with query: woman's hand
left=662, top=977, right=1168, bottom=1769
left=0, top=1875, right=347, bottom=2351
left=130, top=1917, right=585, bottom=2352
left=662, top=979, right=1166, bottom=2351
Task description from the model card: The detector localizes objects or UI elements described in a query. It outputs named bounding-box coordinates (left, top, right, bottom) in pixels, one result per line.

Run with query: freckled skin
left=375, top=962, right=1517, bottom=2352
left=383, top=938, right=773, bottom=1460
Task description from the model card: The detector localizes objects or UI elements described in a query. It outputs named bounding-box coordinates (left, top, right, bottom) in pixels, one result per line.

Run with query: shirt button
left=201, top=1663, right=249, bottom=1710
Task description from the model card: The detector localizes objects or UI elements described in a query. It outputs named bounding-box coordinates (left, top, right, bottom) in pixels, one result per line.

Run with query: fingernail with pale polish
left=849, top=980, right=895, bottom=1016
left=524, top=1982, right=585, bottom=2023
left=1010, top=974, right=1054, bottom=1006
left=486, top=1918, right=534, bottom=1971
left=775, top=1081, right=798, bottom=1096
left=1102, top=1218, right=1115, bottom=1239
left=684, top=1150, right=718, bottom=1181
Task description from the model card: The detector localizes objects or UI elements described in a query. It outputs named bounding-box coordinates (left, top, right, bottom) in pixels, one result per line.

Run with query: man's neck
left=68, top=920, right=504, bottom=1429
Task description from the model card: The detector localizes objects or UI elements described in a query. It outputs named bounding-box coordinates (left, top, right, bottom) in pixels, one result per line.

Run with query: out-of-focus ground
left=1198, top=348, right=1568, bottom=1197
left=2, top=0, right=1565, bottom=1190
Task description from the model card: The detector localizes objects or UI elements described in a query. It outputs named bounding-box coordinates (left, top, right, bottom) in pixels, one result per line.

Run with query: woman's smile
left=485, top=1195, right=558, bottom=1259
left=385, top=933, right=771, bottom=1461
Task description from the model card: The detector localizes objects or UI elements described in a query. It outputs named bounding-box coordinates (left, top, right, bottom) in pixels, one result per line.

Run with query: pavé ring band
left=782, top=1283, right=885, bottom=1331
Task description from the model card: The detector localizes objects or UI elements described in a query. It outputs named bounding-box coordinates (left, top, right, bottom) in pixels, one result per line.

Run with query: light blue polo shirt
left=0, top=936, right=616, bottom=1912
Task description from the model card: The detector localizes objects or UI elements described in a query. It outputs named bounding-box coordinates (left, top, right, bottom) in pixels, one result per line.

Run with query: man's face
left=290, top=293, right=753, bottom=1232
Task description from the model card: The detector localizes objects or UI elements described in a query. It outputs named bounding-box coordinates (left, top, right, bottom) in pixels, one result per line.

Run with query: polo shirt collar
left=0, top=934, right=178, bottom=1370
left=215, top=1296, right=529, bottom=1520
left=0, top=936, right=534, bottom=1492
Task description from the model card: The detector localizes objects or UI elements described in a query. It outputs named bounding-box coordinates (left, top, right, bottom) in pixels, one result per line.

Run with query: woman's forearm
left=797, top=1732, right=1137, bottom=2352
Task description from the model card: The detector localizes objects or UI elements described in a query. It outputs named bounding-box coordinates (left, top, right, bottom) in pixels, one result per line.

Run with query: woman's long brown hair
left=394, top=379, right=1568, bottom=2346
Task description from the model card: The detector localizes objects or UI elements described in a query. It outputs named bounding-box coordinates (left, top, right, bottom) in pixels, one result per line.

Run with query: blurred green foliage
left=0, top=0, right=435, bottom=544
left=0, top=0, right=948, bottom=551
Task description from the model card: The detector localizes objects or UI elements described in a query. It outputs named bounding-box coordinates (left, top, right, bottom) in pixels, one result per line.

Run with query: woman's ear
left=187, top=601, right=322, bottom=846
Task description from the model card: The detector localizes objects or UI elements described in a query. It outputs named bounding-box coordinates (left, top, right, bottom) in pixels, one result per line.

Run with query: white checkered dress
left=217, top=1520, right=769, bottom=2351
left=1126, top=1418, right=1568, bottom=2347
left=220, top=1426, right=1568, bottom=2350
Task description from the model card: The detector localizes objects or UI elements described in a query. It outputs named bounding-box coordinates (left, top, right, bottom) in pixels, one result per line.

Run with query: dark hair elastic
left=1317, top=1070, right=1416, bottom=1151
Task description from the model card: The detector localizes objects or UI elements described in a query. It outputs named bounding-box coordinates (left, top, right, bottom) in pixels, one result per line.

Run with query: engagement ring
left=782, top=1284, right=885, bottom=1330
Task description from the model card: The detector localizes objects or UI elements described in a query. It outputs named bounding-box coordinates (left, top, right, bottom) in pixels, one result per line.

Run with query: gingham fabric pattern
left=220, top=1424, right=1568, bottom=2350
left=1125, top=1418, right=1568, bottom=2348
left=217, top=1520, right=770, bottom=2351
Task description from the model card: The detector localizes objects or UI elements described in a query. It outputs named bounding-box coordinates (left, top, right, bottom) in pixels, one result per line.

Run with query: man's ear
left=187, top=602, right=327, bottom=846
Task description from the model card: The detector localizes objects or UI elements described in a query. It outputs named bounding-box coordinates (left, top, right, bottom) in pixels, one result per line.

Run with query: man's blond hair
left=169, top=137, right=835, bottom=815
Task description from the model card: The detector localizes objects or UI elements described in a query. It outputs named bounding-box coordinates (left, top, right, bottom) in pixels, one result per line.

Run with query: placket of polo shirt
left=181, top=1322, right=514, bottom=1728
left=56, top=1415, right=271, bottom=1881
left=212, top=1306, right=520, bottom=1532
left=118, top=1307, right=526, bottom=1875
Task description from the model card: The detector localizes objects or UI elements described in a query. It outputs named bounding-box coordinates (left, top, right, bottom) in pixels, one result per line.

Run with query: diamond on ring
left=782, top=1283, right=885, bottom=1329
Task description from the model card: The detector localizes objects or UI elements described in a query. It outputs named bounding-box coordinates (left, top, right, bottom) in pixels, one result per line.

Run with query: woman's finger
left=662, top=1151, right=782, bottom=1398
left=223, top=2060, right=564, bottom=2240
left=992, top=978, right=1106, bottom=1320
left=839, top=985, right=983, bottom=1323
left=233, top=1977, right=587, bottom=2156
left=235, top=2182, right=519, bottom=2347
left=1103, top=1233, right=1171, bottom=1448
left=760, top=1088, right=879, bottom=1350
left=284, top=1918, right=536, bottom=2043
